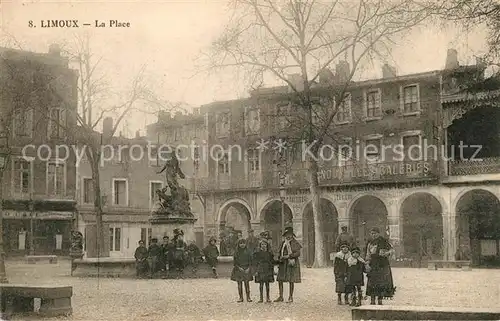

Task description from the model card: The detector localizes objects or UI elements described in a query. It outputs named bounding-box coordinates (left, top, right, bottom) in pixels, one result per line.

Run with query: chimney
left=445, top=49, right=459, bottom=69
left=382, top=63, right=397, bottom=78
left=287, top=73, right=304, bottom=92
left=319, top=68, right=335, bottom=86
left=135, top=130, right=140, bottom=139
left=335, top=61, right=351, bottom=83
left=103, top=117, right=113, bottom=138
left=48, top=44, right=61, bottom=56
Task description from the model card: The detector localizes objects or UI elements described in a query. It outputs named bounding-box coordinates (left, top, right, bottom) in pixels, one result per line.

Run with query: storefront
left=2, top=201, right=76, bottom=256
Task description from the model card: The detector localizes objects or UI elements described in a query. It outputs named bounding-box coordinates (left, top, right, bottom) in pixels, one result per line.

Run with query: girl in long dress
left=275, top=226, right=302, bottom=303
left=365, top=227, right=396, bottom=305
left=231, top=239, right=253, bottom=302
left=253, top=240, right=275, bottom=303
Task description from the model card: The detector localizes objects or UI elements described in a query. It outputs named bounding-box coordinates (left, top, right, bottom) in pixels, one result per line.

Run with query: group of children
left=231, top=237, right=276, bottom=303
left=333, top=243, right=368, bottom=307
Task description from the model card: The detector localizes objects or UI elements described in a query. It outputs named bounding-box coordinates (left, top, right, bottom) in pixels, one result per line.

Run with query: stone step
left=352, top=305, right=500, bottom=320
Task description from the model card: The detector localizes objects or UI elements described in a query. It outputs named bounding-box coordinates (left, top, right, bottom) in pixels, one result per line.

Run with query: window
left=338, top=138, right=353, bottom=166
left=248, top=149, right=260, bottom=172
left=218, top=152, right=230, bottom=174
left=48, top=108, right=67, bottom=139
left=13, top=108, right=33, bottom=137
left=173, top=128, right=181, bottom=141
left=109, top=227, right=121, bottom=252
left=402, top=85, right=420, bottom=113
left=276, top=104, right=289, bottom=130
left=12, top=158, right=32, bottom=195
left=402, top=134, right=422, bottom=161
left=365, top=138, right=382, bottom=163
left=112, top=179, right=128, bottom=206
left=149, top=181, right=163, bottom=208
left=336, top=93, right=351, bottom=123
left=216, top=112, right=230, bottom=137
left=83, top=178, right=94, bottom=204
left=193, top=146, right=200, bottom=173
left=47, top=161, right=65, bottom=196
left=245, top=107, right=260, bottom=135
left=113, top=147, right=126, bottom=164
left=365, top=90, right=382, bottom=119
left=141, top=228, right=153, bottom=246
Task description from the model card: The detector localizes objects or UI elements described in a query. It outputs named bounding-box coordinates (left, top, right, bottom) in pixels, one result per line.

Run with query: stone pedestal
left=150, top=215, right=197, bottom=242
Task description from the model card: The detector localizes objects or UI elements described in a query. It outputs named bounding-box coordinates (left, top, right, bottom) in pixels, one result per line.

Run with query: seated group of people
left=134, top=228, right=221, bottom=278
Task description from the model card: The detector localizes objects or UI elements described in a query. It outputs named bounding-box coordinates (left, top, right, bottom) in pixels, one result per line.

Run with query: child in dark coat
left=203, top=237, right=220, bottom=278
left=253, top=240, right=275, bottom=303
left=347, top=246, right=367, bottom=307
left=231, top=239, right=253, bottom=302
left=333, top=243, right=351, bottom=305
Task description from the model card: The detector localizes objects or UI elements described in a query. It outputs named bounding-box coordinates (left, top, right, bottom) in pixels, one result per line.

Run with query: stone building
left=148, top=50, right=500, bottom=267
left=0, top=45, right=78, bottom=256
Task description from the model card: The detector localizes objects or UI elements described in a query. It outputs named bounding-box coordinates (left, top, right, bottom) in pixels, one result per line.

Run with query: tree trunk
left=308, top=156, right=327, bottom=267
left=90, top=153, right=106, bottom=258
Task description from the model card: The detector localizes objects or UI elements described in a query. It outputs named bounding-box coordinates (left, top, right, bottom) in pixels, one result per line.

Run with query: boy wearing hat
left=203, top=236, right=220, bottom=278
left=333, top=242, right=351, bottom=305
left=347, top=246, right=367, bottom=307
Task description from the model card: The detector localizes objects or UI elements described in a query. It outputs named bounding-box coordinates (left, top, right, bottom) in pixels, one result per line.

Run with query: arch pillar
left=293, top=218, right=305, bottom=264
left=386, top=198, right=402, bottom=259
left=250, top=220, right=262, bottom=236
left=442, top=212, right=457, bottom=261
left=336, top=203, right=352, bottom=234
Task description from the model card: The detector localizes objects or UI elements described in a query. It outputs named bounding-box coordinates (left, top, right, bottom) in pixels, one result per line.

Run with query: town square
left=1, top=0, right=500, bottom=320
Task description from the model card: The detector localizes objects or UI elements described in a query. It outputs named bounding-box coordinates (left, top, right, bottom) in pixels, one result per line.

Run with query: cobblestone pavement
left=4, top=259, right=500, bottom=321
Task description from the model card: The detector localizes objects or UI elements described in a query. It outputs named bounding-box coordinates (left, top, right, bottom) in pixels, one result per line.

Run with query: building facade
left=0, top=45, right=78, bottom=256
left=151, top=49, right=500, bottom=267
left=76, top=115, right=207, bottom=258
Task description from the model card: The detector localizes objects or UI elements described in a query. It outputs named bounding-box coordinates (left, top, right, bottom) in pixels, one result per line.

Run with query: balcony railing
left=448, top=157, right=500, bottom=176
left=188, top=161, right=437, bottom=191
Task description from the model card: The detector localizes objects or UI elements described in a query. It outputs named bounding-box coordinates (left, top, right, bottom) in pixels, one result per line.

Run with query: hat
left=174, top=228, right=184, bottom=236
left=370, top=227, right=380, bottom=233
left=351, top=247, right=361, bottom=254
left=237, top=238, right=247, bottom=245
left=260, top=231, right=272, bottom=239
left=341, top=226, right=348, bottom=230
left=282, top=226, right=296, bottom=237
left=209, top=236, right=217, bottom=243
left=340, top=242, right=350, bottom=249
left=151, top=238, right=158, bottom=242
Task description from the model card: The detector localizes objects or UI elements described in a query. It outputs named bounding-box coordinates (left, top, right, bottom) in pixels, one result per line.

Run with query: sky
left=0, top=0, right=489, bottom=137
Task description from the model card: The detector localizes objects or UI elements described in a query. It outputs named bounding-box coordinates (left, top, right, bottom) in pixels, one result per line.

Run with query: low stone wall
left=71, top=256, right=234, bottom=279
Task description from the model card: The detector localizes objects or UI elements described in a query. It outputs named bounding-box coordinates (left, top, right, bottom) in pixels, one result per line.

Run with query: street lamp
left=279, top=174, right=286, bottom=244
left=0, top=152, right=9, bottom=283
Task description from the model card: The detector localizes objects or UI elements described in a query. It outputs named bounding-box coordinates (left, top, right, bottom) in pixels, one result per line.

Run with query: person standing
left=365, top=227, right=396, bottom=305
left=335, top=226, right=355, bottom=252
left=333, top=243, right=351, bottom=305
left=275, top=226, right=302, bottom=303
left=246, top=229, right=259, bottom=254
left=148, top=238, right=162, bottom=278
left=231, top=239, right=253, bottom=302
left=347, top=247, right=367, bottom=307
left=134, top=240, right=149, bottom=278
left=160, top=236, right=170, bottom=271
left=203, top=237, right=220, bottom=278
left=253, top=240, right=275, bottom=303
left=172, top=229, right=187, bottom=273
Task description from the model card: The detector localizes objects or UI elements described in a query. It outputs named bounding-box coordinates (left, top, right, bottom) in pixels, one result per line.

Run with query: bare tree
left=203, top=0, right=436, bottom=267
left=44, top=33, right=177, bottom=258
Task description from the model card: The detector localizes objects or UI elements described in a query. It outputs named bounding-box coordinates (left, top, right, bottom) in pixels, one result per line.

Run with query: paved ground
left=4, top=259, right=500, bottom=321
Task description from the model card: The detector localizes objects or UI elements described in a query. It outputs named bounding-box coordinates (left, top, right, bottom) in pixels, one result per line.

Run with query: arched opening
left=401, top=193, right=443, bottom=266
left=303, top=199, right=338, bottom=267
left=261, top=200, right=293, bottom=253
left=456, top=189, right=500, bottom=267
left=448, top=106, right=500, bottom=161
left=350, top=195, right=388, bottom=251
left=219, top=201, right=251, bottom=256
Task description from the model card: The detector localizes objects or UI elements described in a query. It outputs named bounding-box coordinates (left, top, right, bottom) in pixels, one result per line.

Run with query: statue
left=154, top=150, right=194, bottom=218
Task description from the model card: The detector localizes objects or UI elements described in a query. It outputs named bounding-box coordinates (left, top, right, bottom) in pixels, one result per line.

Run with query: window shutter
left=399, top=86, right=404, bottom=112
left=376, top=90, right=382, bottom=116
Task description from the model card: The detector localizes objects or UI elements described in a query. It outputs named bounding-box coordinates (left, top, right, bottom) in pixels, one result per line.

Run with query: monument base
left=149, top=215, right=197, bottom=241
